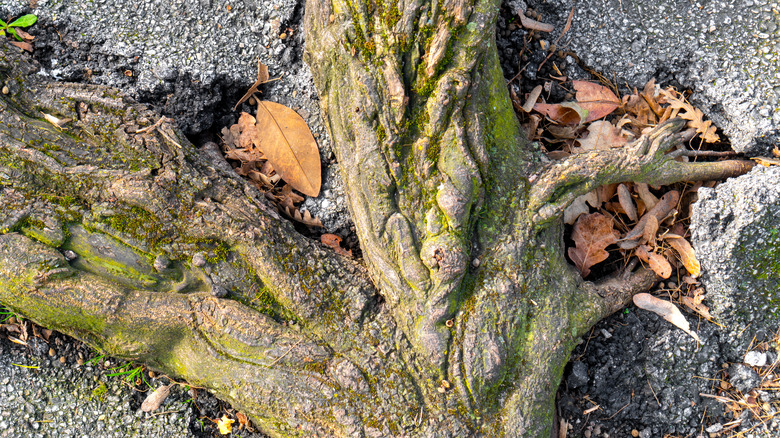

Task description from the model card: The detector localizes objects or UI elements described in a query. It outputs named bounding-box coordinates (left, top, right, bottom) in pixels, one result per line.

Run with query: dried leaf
left=42, top=112, right=72, bottom=127
left=236, top=411, right=254, bottom=432
left=255, top=101, right=321, bottom=196
left=642, top=215, right=658, bottom=246
left=635, top=183, right=659, bottom=210
left=620, top=190, right=679, bottom=248
left=321, top=233, right=353, bottom=257
left=681, top=294, right=712, bottom=320
left=633, top=293, right=702, bottom=343
left=141, top=384, right=172, bottom=412
left=534, top=101, right=588, bottom=125
left=8, top=40, right=33, bottom=52
left=659, top=89, right=720, bottom=143
left=617, top=183, right=638, bottom=222
left=235, top=61, right=270, bottom=110
left=568, top=213, right=619, bottom=277
left=573, top=80, right=620, bottom=122
left=664, top=234, right=701, bottom=277
left=14, top=28, right=34, bottom=41
left=752, top=156, right=780, bottom=167
left=635, top=244, right=672, bottom=279
left=574, top=120, right=631, bottom=152
left=563, top=191, right=599, bottom=225
left=215, top=415, right=235, bottom=435
left=237, top=112, right=263, bottom=151
left=523, top=85, right=543, bottom=113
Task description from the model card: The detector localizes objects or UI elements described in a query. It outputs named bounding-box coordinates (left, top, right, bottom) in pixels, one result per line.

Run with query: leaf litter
left=221, top=61, right=323, bottom=228
left=511, top=74, right=739, bottom=331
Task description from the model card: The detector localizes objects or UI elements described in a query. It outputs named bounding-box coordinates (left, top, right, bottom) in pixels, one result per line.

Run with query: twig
left=517, top=11, right=554, bottom=32
left=268, top=339, right=304, bottom=367
left=538, top=4, right=575, bottom=72
left=647, top=380, right=661, bottom=407
left=669, top=149, right=740, bottom=159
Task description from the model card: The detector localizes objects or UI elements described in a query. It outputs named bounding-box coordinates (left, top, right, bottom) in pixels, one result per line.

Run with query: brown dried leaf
left=642, top=215, right=659, bottom=246
left=141, top=384, right=172, bottom=412
left=663, top=234, right=701, bottom=277
left=659, top=89, right=720, bottom=143
left=681, top=294, right=712, bottom=320
left=617, top=183, right=638, bottom=222
left=523, top=85, right=543, bottom=113
left=635, top=244, right=672, bottom=279
left=563, top=191, right=599, bottom=225
left=236, top=412, right=254, bottom=432
left=573, top=80, right=620, bottom=122
left=567, top=212, right=619, bottom=277
left=534, top=101, right=588, bottom=125
left=635, top=183, right=659, bottom=210
left=235, top=61, right=270, bottom=110
left=237, top=112, right=262, bottom=150
left=620, top=190, right=679, bottom=248
left=574, top=121, right=631, bottom=152
left=13, top=28, right=34, bottom=41
left=8, top=40, right=33, bottom=52
left=255, top=101, right=321, bottom=196
left=633, top=293, right=701, bottom=343
left=320, top=233, right=353, bottom=257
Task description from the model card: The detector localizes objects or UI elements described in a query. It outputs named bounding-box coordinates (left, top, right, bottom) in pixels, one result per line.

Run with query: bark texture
left=0, top=2, right=752, bottom=437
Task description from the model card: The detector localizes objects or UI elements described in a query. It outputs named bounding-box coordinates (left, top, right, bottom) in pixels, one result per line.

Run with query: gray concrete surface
left=538, top=0, right=780, bottom=155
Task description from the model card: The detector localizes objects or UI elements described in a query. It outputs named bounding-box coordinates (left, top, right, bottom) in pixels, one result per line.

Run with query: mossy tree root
left=0, top=1, right=755, bottom=436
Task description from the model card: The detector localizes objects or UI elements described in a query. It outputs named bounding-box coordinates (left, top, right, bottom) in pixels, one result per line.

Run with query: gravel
left=523, top=0, right=780, bottom=155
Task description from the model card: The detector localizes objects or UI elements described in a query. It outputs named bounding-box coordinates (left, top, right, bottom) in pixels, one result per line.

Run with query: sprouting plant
left=84, top=354, right=106, bottom=366
left=0, top=305, right=21, bottom=323
left=0, top=14, right=37, bottom=41
left=107, top=363, right=152, bottom=389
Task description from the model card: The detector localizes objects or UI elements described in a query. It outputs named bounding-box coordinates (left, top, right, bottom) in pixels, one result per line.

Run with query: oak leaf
left=255, top=101, right=321, bottom=197
left=567, top=212, right=619, bottom=277
left=659, top=89, right=720, bottom=143
left=574, top=120, right=632, bottom=152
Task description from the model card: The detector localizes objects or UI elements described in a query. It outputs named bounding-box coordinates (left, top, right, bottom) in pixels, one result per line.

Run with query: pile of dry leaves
left=511, top=77, right=737, bottom=329
left=220, top=62, right=352, bottom=257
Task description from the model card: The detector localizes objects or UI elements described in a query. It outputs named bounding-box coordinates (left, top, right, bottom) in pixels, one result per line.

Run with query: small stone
left=279, top=32, right=287, bottom=40
left=77, top=358, right=84, bottom=366
left=59, top=356, right=66, bottom=363
left=567, top=361, right=588, bottom=389
left=705, top=423, right=723, bottom=433
left=62, top=250, right=78, bottom=261
left=600, top=328, right=612, bottom=339
left=153, top=255, right=170, bottom=272
left=191, top=252, right=207, bottom=267
left=211, top=285, right=229, bottom=298
left=729, top=363, right=761, bottom=393
left=744, top=351, right=768, bottom=367
left=631, top=430, right=639, bottom=437
left=48, top=348, right=55, bottom=357
left=1, top=86, right=8, bottom=95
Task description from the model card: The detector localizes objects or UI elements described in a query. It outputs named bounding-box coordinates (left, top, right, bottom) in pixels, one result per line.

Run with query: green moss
left=90, top=382, right=108, bottom=402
